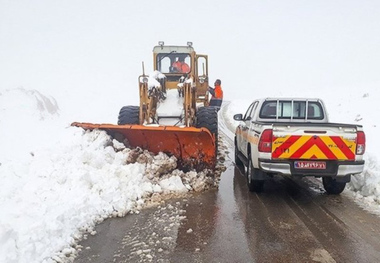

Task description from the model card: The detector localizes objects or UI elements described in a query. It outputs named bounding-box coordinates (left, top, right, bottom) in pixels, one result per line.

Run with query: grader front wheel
left=196, top=107, right=218, bottom=136
left=118, top=106, right=139, bottom=125
left=196, top=106, right=218, bottom=154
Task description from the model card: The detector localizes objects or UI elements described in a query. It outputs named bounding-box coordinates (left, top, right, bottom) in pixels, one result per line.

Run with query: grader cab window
left=156, top=55, right=171, bottom=73
left=156, top=53, right=191, bottom=74
left=197, top=56, right=207, bottom=76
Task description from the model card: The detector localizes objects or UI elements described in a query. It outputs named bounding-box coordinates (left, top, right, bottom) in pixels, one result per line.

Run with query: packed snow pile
left=322, top=88, right=380, bottom=210
left=0, top=88, right=225, bottom=263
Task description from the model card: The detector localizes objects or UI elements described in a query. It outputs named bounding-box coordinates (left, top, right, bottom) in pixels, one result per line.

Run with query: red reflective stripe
left=290, top=136, right=337, bottom=159
left=330, top=136, right=355, bottom=160
left=272, top=135, right=301, bottom=158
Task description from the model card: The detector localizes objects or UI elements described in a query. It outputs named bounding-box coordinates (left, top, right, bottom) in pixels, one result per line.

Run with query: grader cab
left=72, top=42, right=218, bottom=171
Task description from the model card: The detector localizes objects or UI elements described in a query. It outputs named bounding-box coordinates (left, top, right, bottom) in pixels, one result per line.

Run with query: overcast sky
left=1, top=0, right=379, bottom=119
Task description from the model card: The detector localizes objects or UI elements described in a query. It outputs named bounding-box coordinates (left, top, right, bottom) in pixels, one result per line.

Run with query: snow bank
left=0, top=88, right=222, bottom=263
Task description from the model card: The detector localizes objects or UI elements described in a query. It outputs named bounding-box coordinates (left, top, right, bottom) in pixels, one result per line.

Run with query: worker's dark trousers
left=209, top=99, right=222, bottom=111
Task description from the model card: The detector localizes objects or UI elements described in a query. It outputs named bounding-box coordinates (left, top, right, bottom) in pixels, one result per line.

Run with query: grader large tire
left=196, top=107, right=218, bottom=135
left=118, top=106, right=139, bottom=125
left=196, top=107, right=218, bottom=154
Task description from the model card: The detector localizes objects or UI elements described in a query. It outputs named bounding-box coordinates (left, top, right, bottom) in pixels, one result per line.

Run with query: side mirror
left=233, top=114, right=243, bottom=121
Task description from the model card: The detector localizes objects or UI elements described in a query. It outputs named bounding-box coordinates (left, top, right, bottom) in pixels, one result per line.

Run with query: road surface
left=75, top=103, right=380, bottom=263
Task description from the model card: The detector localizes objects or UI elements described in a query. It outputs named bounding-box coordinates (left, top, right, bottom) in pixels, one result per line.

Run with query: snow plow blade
left=71, top=122, right=216, bottom=171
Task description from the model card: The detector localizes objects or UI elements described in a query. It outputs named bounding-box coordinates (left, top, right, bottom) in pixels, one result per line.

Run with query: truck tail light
left=259, top=129, right=273, bottom=153
left=356, top=131, right=366, bottom=155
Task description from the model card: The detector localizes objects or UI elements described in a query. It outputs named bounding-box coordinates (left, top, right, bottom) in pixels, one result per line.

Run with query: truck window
left=249, top=102, right=259, bottom=119
left=306, top=103, right=323, bottom=119
left=260, top=101, right=277, bottom=117
left=290, top=101, right=305, bottom=118
left=260, top=101, right=324, bottom=120
left=243, top=103, right=255, bottom=120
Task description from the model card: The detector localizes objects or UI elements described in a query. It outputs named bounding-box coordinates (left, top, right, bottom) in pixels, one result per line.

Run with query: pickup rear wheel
left=246, top=155, right=264, bottom=193
left=322, top=177, right=346, bottom=195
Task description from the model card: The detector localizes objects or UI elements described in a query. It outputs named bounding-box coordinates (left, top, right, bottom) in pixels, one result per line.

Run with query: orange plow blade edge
left=71, top=122, right=216, bottom=171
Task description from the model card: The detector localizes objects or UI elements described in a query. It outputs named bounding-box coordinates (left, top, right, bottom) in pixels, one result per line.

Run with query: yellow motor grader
left=72, top=42, right=218, bottom=171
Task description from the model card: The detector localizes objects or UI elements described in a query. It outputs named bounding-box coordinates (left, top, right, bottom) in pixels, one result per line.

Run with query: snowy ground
left=0, top=88, right=226, bottom=263
left=1, top=85, right=380, bottom=263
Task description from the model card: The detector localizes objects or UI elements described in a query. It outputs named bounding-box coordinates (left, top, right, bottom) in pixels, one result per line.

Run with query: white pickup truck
left=233, top=98, right=366, bottom=194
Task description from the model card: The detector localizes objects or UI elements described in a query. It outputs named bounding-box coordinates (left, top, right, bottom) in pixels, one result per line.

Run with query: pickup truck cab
left=233, top=98, right=365, bottom=194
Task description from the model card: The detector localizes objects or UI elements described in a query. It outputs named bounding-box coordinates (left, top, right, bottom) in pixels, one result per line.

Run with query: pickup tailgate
left=271, top=126, right=357, bottom=161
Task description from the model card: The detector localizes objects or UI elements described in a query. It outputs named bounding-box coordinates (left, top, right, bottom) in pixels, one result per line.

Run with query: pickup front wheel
left=246, top=155, right=264, bottom=193
left=322, top=177, right=346, bottom=195
left=234, top=138, right=244, bottom=168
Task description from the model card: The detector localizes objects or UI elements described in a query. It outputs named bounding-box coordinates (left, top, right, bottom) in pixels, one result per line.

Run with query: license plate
left=294, top=161, right=326, bottom=169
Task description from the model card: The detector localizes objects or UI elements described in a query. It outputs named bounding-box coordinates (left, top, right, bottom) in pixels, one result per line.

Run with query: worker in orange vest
left=172, top=56, right=190, bottom=73
left=208, top=79, right=223, bottom=109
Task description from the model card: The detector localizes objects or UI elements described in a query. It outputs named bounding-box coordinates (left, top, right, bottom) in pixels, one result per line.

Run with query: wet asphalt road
left=75, top=137, right=380, bottom=263
left=74, top=107, right=380, bottom=262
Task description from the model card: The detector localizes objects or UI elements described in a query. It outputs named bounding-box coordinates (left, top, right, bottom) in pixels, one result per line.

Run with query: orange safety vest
left=172, top=61, right=190, bottom=73
left=214, top=85, right=223, bottom=99
left=172, top=61, right=181, bottom=71
left=181, top=63, right=190, bottom=73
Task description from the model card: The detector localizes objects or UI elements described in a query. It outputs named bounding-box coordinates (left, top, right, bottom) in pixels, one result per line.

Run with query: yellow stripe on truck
left=320, top=136, right=347, bottom=160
